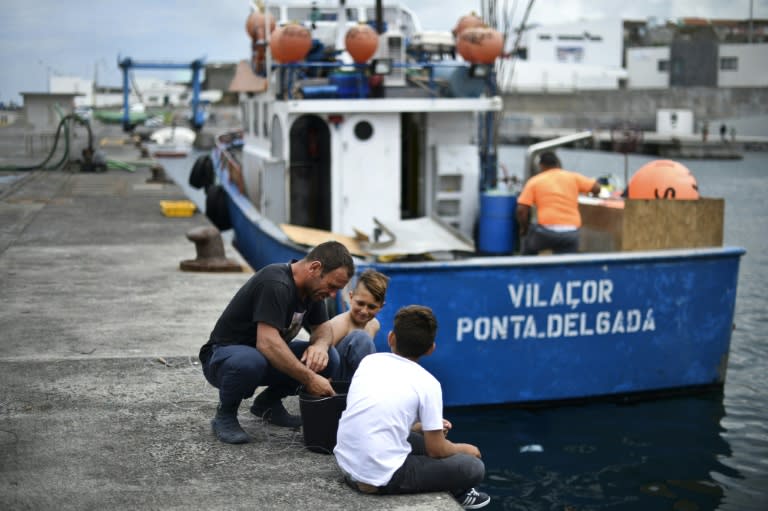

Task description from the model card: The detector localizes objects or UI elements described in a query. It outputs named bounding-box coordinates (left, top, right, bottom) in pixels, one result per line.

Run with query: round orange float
left=270, top=23, right=312, bottom=63
left=627, top=160, right=700, bottom=199
left=456, top=26, right=504, bottom=64
left=453, top=12, right=484, bottom=37
left=245, top=11, right=276, bottom=40
left=345, top=24, right=379, bottom=63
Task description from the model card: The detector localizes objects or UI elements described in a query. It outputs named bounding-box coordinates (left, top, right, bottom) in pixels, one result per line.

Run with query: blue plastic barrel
left=477, top=192, right=517, bottom=254
left=299, top=84, right=338, bottom=99
left=329, top=72, right=369, bottom=98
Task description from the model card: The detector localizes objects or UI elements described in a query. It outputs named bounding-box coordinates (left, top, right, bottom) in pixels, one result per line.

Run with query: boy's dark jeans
left=380, top=432, right=485, bottom=498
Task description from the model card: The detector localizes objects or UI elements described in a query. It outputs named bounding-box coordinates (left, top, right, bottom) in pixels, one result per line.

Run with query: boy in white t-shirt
left=333, top=305, right=490, bottom=509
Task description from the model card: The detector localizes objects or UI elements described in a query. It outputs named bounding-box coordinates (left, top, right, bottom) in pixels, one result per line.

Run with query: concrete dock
left=0, top=146, right=461, bottom=510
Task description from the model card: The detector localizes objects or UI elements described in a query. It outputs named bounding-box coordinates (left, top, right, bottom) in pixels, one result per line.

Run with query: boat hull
left=213, top=149, right=744, bottom=407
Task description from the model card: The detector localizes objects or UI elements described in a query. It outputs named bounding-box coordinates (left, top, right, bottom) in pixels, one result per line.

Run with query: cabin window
left=354, top=121, right=373, bottom=141
left=720, top=57, right=738, bottom=71
left=658, top=60, right=670, bottom=72
left=538, top=34, right=551, bottom=40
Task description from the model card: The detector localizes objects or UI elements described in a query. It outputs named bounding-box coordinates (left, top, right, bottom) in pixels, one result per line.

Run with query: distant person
left=199, top=241, right=358, bottom=444
left=730, top=126, right=736, bottom=143
left=516, top=151, right=600, bottom=255
left=328, top=268, right=390, bottom=381
left=720, top=123, right=727, bottom=142
left=334, top=305, right=490, bottom=509
left=702, top=121, right=709, bottom=142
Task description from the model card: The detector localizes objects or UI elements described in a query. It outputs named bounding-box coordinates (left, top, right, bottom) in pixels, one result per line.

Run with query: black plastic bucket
left=299, top=380, right=350, bottom=454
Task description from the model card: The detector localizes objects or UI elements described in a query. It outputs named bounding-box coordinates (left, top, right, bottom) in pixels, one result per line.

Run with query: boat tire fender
left=205, top=184, right=232, bottom=231
left=189, top=154, right=214, bottom=190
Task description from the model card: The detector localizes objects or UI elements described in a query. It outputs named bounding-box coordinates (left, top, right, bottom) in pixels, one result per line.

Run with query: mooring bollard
left=180, top=226, right=242, bottom=272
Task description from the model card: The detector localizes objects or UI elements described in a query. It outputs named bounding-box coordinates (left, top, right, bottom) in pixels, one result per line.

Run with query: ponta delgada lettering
left=455, top=278, right=656, bottom=341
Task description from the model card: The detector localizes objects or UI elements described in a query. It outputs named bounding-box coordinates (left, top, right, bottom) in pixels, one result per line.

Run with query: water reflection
left=447, top=394, right=740, bottom=510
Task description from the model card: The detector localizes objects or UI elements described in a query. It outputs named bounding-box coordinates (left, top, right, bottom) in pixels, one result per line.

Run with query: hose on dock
left=0, top=105, right=73, bottom=171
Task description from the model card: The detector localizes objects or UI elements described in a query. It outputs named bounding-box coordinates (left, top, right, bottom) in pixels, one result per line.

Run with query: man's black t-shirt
left=198, top=262, right=328, bottom=363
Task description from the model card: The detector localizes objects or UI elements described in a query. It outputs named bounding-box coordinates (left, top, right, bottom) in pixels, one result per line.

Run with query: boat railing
left=523, top=131, right=594, bottom=181
left=271, top=60, right=497, bottom=100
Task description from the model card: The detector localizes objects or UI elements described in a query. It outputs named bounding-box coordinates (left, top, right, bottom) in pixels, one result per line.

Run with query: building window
left=658, top=60, right=669, bottom=72
left=720, top=57, right=738, bottom=71
left=556, top=46, right=583, bottom=63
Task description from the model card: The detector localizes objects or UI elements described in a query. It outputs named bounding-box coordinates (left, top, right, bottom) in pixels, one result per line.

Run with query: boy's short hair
left=393, top=305, right=437, bottom=358
left=355, top=269, right=389, bottom=304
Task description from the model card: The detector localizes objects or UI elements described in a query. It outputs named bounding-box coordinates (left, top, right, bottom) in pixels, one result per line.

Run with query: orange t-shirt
left=517, top=169, right=596, bottom=227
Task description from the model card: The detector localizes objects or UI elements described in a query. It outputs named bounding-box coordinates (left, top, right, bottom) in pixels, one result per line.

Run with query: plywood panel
left=622, top=198, right=723, bottom=250
left=579, top=202, right=624, bottom=252
left=579, top=198, right=724, bottom=252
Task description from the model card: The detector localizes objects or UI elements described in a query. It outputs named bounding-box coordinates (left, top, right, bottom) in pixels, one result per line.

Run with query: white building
left=717, top=43, right=768, bottom=87
left=497, top=18, right=627, bottom=92
left=50, top=76, right=93, bottom=107
left=48, top=75, right=192, bottom=108
left=626, top=43, right=768, bottom=88
left=625, top=47, right=668, bottom=88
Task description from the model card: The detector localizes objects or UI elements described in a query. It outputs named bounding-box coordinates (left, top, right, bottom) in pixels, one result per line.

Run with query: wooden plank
left=279, top=223, right=368, bottom=257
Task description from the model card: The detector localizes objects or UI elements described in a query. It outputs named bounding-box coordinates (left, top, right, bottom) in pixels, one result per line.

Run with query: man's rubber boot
left=211, top=403, right=250, bottom=444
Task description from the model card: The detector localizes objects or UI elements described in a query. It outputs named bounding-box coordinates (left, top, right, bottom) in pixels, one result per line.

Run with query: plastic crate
left=160, top=200, right=196, bottom=217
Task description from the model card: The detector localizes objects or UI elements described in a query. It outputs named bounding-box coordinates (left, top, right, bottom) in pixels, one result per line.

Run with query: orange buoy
left=627, top=160, right=700, bottom=200
left=453, top=12, right=484, bottom=37
left=270, top=23, right=312, bottom=63
left=246, top=11, right=276, bottom=40
left=456, top=26, right=504, bottom=64
left=345, top=24, right=379, bottom=63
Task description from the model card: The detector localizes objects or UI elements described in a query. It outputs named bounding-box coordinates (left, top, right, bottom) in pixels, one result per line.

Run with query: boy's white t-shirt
left=333, top=352, right=444, bottom=486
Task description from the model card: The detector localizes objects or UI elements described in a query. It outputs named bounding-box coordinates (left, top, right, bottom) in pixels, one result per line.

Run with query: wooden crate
left=579, top=198, right=724, bottom=252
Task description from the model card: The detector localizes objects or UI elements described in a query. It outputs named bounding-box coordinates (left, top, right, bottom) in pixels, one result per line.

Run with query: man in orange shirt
left=516, top=151, right=600, bottom=255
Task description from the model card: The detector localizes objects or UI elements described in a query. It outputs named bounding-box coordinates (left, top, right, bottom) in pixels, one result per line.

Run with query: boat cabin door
left=289, top=115, right=331, bottom=230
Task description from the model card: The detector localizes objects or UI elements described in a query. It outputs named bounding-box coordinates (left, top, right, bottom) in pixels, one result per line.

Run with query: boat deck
left=0, top=145, right=460, bottom=510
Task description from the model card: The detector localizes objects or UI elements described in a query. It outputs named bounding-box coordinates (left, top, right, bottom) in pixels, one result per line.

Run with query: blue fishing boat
left=199, top=1, right=745, bottom=407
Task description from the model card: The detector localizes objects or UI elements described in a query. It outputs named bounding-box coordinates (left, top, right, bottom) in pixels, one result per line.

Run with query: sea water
left=444, top=147, right=768, bottom=511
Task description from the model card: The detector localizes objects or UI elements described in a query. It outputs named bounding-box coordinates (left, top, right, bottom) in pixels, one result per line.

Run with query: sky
left=1, top=0, right=765, bottom=105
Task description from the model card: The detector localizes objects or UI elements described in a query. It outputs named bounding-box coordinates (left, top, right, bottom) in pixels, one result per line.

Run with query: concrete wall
left=497, top=60, right=626, bottom=91
left=500, top=87, right=768, bottom=135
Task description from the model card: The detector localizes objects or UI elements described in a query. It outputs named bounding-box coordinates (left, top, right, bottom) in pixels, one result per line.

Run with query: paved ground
left=0, top=137, right=461, bottom=510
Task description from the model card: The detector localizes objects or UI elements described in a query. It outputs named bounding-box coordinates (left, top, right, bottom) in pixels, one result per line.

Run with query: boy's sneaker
left=458, top=488, right=491, bottom=509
